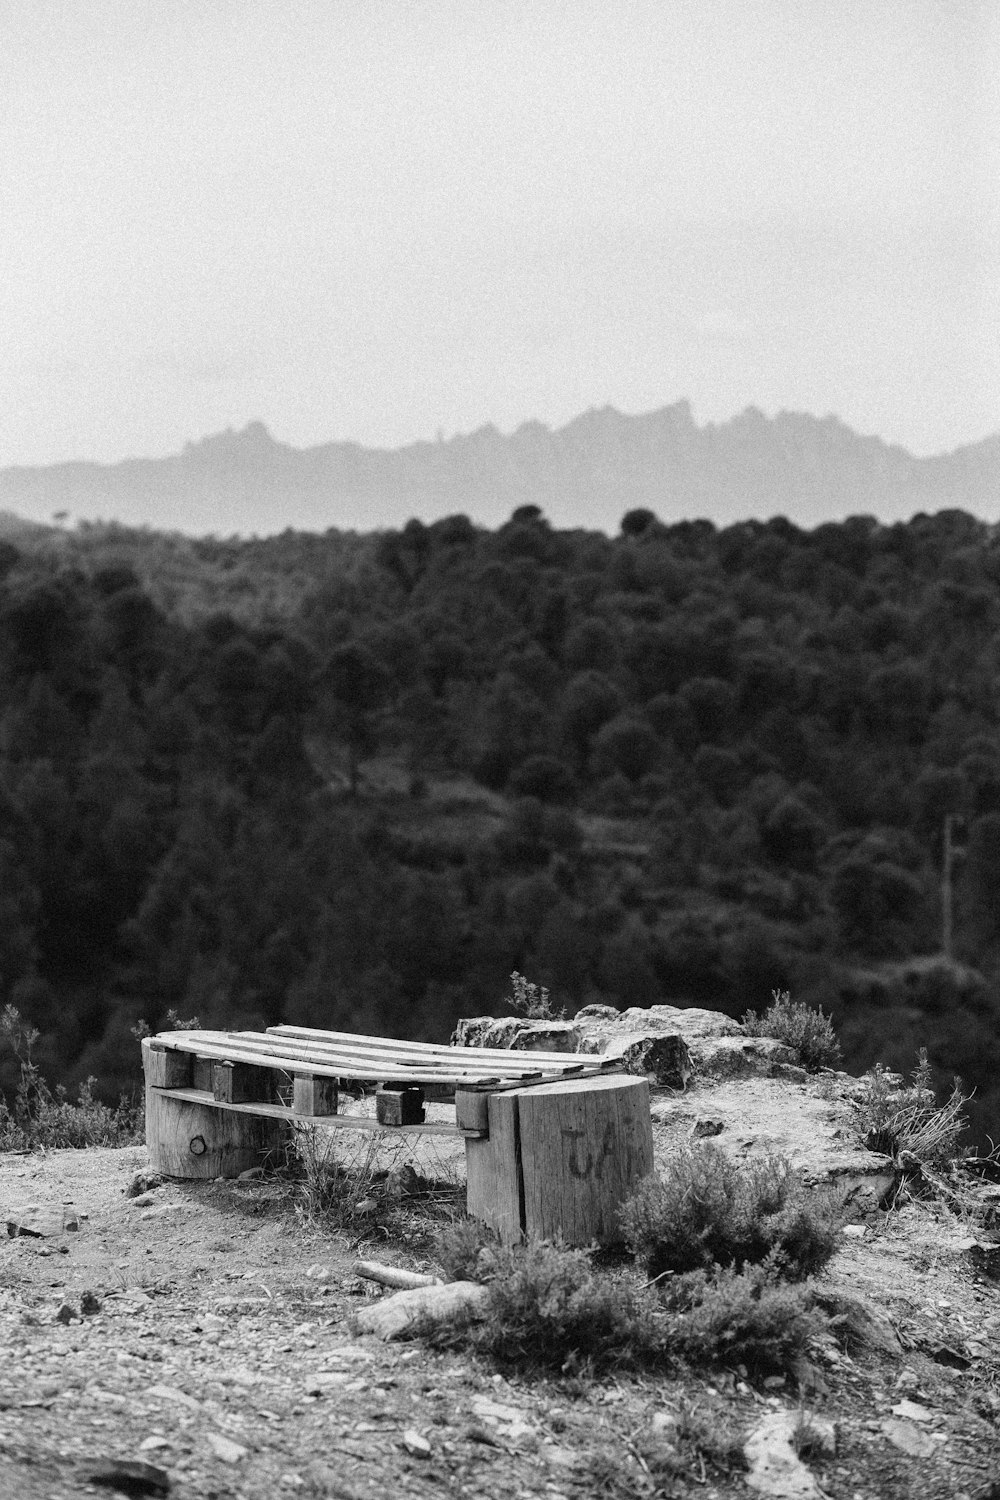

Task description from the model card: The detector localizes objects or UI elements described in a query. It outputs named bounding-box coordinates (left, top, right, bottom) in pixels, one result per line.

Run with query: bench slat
left=157, top=1028, right=612, bottom=1086
left=151, top=1086, right=464, bottom=1135
left=154, top=1031, right=594, bottom=1086
left=268, top=1023, right=586, bottom=1066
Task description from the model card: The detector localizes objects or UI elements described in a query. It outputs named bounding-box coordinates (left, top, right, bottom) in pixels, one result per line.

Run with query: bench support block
left=142, top=1039, right=287, bottom=1178
left=465, top=1074, right=654, bottom=1247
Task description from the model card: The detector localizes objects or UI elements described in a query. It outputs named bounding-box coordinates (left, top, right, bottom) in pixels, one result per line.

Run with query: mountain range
left=1, top=401, right=997, bottom=536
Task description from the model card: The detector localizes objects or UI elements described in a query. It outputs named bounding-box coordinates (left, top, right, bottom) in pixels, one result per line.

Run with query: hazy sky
left=2, top=0, right=998, bottom=469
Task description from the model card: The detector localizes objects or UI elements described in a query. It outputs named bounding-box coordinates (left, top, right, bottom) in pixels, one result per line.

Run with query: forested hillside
left=2, top=504, right=1000, bottom=1145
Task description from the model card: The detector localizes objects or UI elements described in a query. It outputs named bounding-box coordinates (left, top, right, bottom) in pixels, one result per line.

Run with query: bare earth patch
left=1, top=1066, right=999, bottom=1500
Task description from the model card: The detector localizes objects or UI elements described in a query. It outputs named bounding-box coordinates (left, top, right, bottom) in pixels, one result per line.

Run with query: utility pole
left=942, top=814, right=954, bottom=961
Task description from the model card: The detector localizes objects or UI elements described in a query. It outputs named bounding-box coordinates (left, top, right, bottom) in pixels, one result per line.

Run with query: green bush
left=621, top=1142, right=843, bottom=1280
left=741, top=989, right=842, bottom=1071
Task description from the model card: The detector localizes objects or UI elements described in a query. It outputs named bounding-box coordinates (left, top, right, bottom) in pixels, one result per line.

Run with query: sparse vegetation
left=741, top=990, right=842, bottom=1072
left=0, top=1005, right=142, bottom=1150
left=507, top=970, right=566, bottom=1021
left=468, top=1240, right=666, bottom=1374
left=621, top=1142, right=843, bottom=1281
left=854, top=1048, right=968, bottom=1172
left=660, top=1261, right=823, bottom=1374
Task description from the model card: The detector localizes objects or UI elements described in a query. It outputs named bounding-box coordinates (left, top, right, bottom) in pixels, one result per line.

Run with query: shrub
left=741, top=989, right=842, bottom=1071
left=434, top=1216, right=499, bottom=1282
left=439, top=1236, right=827, bottom=1379
left=470, top=1241, right=666, bottom=1374
left=853, top=1048, right=968, bottom=1172
left=661, top=1262, right=823, bottom=1374
left=621, top=1142, right=843, bottom=1280
left=506, top=970, right=565, bottom=1021
left=0, top=1005, right=143, bottom=1150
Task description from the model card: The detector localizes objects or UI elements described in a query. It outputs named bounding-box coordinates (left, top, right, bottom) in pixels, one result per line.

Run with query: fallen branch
left=352, top=1260, right=442, bottom=1291
left=352, top=1280, right=490, bottom=1340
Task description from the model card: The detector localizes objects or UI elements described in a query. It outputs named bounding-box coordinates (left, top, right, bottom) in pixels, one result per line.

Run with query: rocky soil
left=2, top=1026, right=1000, bottom=1500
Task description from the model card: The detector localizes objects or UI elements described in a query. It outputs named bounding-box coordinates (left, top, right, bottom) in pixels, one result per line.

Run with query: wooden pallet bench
left=141, top=1025, right=654, bottom=1246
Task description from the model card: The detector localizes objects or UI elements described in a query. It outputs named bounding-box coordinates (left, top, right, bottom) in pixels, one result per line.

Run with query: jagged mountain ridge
left=1, top=401, right=998, bottom=535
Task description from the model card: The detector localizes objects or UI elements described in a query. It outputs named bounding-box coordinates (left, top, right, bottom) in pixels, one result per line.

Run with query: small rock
left=80, top=1290, right=102, bottom=1315
left=649, top=1412, right=679, bottom=1438
left=88, top=1458, right=171, bottom=1495
left=691, top=1118, right=725, bottom=1139
left=882, top=1418, right=939, bottom=1458
left=890, top=1399, right=932, bottom=1422
left=131, top=1192, right=160, bottom=1208
left=402, top=1429, right=432, bottom=1459
left=127, top=1171, right=164, bottom=1199
left=744, top=1411, right=835, bottom=1498
left=6, top=1204, right=80, bottom=1238
left=138, top=1436, right=172, bottom=1454
left=841, top=1224, right=866, bottom=1239
left=55, top=1301, right=77, bottom=1325
left=205, top=1432, right=248, bottom=1463
left=305, top=1263, right=335, bottom=1281
left=146, top=1383, right=201, bottom=1411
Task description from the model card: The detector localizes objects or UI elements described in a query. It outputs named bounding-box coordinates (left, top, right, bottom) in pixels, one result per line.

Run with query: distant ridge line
left=1, top=402, right=997, bottom=537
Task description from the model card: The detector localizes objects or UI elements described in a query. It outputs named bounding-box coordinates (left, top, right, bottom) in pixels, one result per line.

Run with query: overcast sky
left=2, top=0, right=997, bottom=470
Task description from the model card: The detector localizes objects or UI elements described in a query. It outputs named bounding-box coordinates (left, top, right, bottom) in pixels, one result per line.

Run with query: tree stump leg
left=142, top=1038, right=287, bottom=1179
left=465, top=1075, right=654, bottom=1246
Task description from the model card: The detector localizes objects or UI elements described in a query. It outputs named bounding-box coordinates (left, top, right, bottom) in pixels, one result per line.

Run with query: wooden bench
left=141, top=1025, right=654, bottom=1245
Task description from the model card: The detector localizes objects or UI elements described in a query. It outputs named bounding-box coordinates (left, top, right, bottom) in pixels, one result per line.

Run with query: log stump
left=463, top=1074, right=654, bottom=1246
left=142, top=1038, right=286, bottom=1179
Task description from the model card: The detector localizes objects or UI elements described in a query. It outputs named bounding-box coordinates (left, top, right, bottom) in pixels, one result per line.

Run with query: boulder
left=578, top=1029, right=693, bottom=1088
left=450, top=1016, right=582, bottom=1053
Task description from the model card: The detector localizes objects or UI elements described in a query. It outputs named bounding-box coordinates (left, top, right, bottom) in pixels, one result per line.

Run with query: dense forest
left=2, top=503, right=1000, bottom=1146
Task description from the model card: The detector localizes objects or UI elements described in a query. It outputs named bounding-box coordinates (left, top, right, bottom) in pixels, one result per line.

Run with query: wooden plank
left=269, top=1023, right=585, bottom=1065
left=161, top=1028, right=622, bottom=1083
left=465, top=1091, right=525, bottom=1245
left=150, top=1086, right=463, bottom=1136
left=155, top=1032, right=584, bottom=1086
left=293, top=1074, right=338, bottom=1116
left=234, top=1029, right=572, bottom=1073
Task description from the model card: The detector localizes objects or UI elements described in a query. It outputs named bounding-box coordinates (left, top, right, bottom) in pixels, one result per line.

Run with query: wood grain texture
left=151, top=1087, right=462, bottom=1135
left=141, top=1039, right=192, bottom=1089
left=517, top=1075, right=654, bottom=1245
left=292, top=1074, right=338, bottom=1116
left=144, top=1085, right=287, bottom=1178
left=465, top=1090, right=524, bottom=1245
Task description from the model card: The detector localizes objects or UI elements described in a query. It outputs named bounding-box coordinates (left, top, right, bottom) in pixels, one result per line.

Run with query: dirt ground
left=2, top=1079, right=1000, bottom=1500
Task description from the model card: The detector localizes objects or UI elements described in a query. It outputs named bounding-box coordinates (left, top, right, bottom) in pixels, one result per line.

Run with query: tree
left=317, top=643, right=390, bottom=795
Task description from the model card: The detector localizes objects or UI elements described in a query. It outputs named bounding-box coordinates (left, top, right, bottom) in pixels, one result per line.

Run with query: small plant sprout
left=506, top=971, right=566, bottom=1021
left=741, top=990, right=842, bottom=1072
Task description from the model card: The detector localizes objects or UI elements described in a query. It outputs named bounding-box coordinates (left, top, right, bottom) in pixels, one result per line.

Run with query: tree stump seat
left=141, top=1025, right=654, bottom=1244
